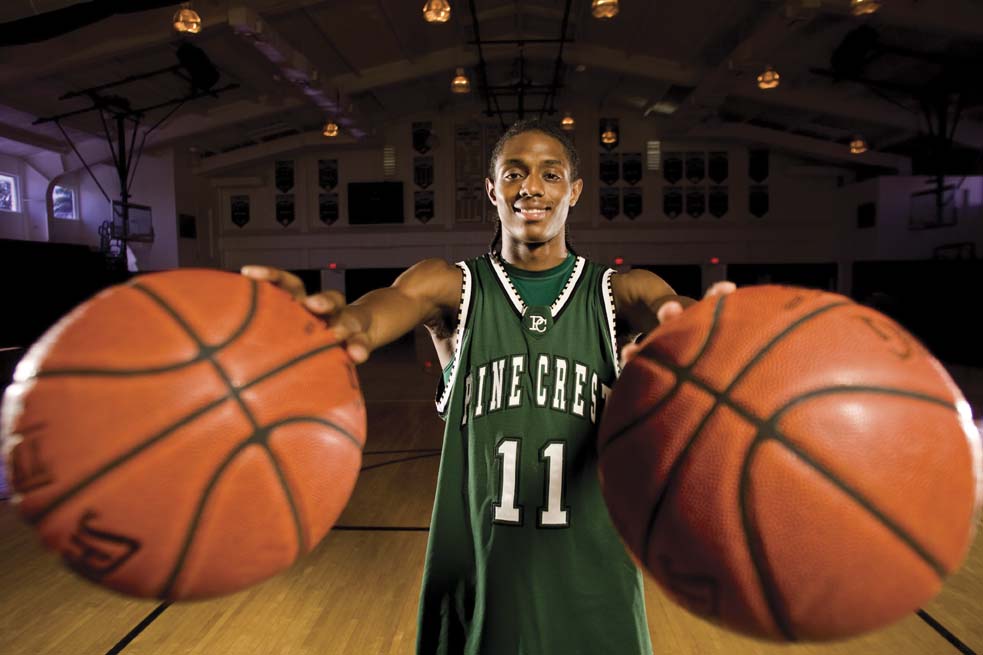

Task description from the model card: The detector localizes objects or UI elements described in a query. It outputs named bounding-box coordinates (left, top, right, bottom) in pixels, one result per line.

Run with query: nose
left=520, top=175, right=544, bottom=197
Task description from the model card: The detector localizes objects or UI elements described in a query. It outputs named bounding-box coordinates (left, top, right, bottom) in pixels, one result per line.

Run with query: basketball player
left=243, top=119, right=734, bottom=654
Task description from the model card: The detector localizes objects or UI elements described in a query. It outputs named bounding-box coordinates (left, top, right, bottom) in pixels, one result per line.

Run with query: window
left=646, top=140, right=661, bottom=171
left=0, top=174, right=18, bottom=212
left=52, top=185, right=77, bottom=219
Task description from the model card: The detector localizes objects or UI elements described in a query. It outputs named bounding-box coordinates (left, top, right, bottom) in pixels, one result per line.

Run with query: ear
left=485, top=177, right=498, bottom=205
left=569, top=177, right=584, bottom=207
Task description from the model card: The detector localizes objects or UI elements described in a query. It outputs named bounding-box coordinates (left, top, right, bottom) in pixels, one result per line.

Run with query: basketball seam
left=632, top=298, right=850, bottom=638
left=157, top=417, right=361, bottom=598
left=641, top=363, right=957, bottom=640
left=158, top=439, right=257, bottom=598
left=766, top=385, right=953, bottom=578
left=32, top=280, right=258, bottom=379
left=27, top=278, right=355, bottom=600
left=598, top=293, right=728, bottom=454
left=26, top=394, right=232, bottom=524
left=128, top=281, right=312, bottom=599
left=26, top=342, right=353, bottom=525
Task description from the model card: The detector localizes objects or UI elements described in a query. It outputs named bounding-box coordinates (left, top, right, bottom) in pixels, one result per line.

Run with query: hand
left=620, top=281, right=737, bottom=368
left=240, top=265, right=371, bottom=364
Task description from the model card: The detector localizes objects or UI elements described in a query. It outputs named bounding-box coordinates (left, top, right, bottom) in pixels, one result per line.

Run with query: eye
left=544, top=172, right=561, bottom=181
left=504, top=172, right=523, bottom=181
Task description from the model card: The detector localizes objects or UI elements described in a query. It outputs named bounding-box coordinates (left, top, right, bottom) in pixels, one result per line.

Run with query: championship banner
left=749, top=149, right=769, bottom=182
left=275, top=194, right=295, bottom=227
left=230, top=195, right=250, bottom=228
left=709, top=186, right=729, bottom=218
left=274, top=160, right=294, bottom=193
left=623, top=187, right=642, bottom=219
left=663, top=152, right=683, bottom=185
left=709, top=151, right=728, bottom=184
left=663, top=187, right=682, bottom=218
left=749, top=185, right=769, bottom=217
left=415, top=190, right=435, bottom=223
left=686, top=188, right=705, bottom=218
left=600, top=186, right=619, bottom=220
left=319, top=193, right=338, bottom=225
left=413, top=121, right=433, bottom=154
left=685, top=152, right=705, bottom=184
left=622, top=153, right=642, bottom=185
left=414, top=156, right=434, bottom=189
left=599, top=153, right=619, bottom=185
left=318, top=159, right=338, bottom=190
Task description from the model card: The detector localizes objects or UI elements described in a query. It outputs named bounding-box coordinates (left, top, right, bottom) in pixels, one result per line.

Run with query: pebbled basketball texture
left=1, top=268, right=366, bottom=600
left=598, top=284, right=983, bottom=642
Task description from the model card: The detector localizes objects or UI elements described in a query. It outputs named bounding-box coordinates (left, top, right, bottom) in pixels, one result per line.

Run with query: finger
left=304, top=290, right=346, bottom=315
left=345, top=333, right=371, bottom=364
left=657, top=300, right=684, bottom=325
left=241, top=266, right=306, bottom=300
left=328, top=310, right=367, bottom=347
left=621, top=342, right=641, bottom=367
left=703, top=281, right=737, bottom=298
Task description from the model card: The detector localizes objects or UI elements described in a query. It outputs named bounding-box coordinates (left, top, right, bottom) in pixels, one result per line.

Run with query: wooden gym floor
left=1, top=339, right=981, bottom=655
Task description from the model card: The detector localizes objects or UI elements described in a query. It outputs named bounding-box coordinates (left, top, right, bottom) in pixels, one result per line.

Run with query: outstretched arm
left=612, top=269, right=736, bottom=365
left=242, top=258, right=462, bottom=364
left=612, top=269, right=695, bottom=338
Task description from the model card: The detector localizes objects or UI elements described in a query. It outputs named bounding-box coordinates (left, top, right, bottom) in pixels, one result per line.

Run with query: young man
left=243, top=119, right=734, bottom=654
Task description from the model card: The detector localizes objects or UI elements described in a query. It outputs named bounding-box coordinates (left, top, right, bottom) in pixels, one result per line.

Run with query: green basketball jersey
left=417, top=253, right=652, bottom=655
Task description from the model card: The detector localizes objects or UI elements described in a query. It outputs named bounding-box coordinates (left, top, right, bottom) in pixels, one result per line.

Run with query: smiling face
left=485, top=130, right=583, bottom=251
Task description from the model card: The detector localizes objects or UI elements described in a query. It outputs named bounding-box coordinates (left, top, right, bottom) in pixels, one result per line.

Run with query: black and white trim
left=550, top=257, right=586, bottom=320
left=435, top=262, right=473, bottom=415
left=487, top=252, right=586, bottom=319
left=601, top=268, right=621, bottom=378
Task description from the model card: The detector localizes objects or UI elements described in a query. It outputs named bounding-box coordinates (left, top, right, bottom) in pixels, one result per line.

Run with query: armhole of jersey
left=435, top=262, right=473, bottom=416
left=601, top=268, right=621, bottom=379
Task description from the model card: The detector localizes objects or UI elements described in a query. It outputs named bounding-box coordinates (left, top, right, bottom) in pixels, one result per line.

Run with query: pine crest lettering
left=461, top=354, right=611, bottom=425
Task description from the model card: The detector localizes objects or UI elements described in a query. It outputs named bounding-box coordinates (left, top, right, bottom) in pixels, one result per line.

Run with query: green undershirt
left=442, top=253, right=575, bottom=385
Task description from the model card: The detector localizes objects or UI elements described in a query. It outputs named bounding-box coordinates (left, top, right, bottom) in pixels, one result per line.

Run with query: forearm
left=347, top=286, right=437, bottom=352
left=624, top=294, right=696, bottom=337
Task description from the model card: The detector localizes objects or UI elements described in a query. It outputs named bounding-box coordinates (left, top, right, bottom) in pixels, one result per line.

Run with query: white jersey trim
left=602, top=268, right=621, bottom=379
left=487, top=252, right=586, bottom=318
left=550, top=256, right=586, bottom=318
left=435, top=262, right=473, bottom=415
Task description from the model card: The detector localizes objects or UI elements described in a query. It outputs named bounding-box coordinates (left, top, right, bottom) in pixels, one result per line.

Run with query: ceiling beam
left=728, top=85, right=983, bottom=149
left=142, top=97, right=309, bottom=151
left=0, top=122, right=69, bottom=153
left=667, top=3, right=819, bottom=133
left=0, top=7, right=207, bottom=88
left=193, top=128, right=358, bottom=175
left=819, top=0, right=983, bottom=39
left=330, top=43, right=701, bottom=95
left=689, top=122, right=912, bottom=173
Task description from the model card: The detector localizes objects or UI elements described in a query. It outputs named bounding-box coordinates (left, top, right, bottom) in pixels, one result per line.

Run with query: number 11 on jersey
left=493, top=437, right=569, bottom=527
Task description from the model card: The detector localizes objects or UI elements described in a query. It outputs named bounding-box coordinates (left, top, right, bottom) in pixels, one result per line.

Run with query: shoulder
left=610, top=268, right=675, bottom=306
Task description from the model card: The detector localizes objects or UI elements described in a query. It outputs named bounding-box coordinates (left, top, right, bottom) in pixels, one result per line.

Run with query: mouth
left=513, top=206, right=551, bottom=221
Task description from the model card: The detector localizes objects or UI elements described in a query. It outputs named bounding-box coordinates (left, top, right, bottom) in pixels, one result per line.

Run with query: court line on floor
left=360, top=452, right=440, bottom=472
left=333, top=525, right=429, bottom=532
left=364, top=448, right=441, bottom=455
left=104, top=601, right=171, bottom=655
left=916, top=609, right=977, bottom=655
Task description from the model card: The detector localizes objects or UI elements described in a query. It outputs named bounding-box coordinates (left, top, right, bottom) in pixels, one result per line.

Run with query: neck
left=500, top=231, right=569, bottom=271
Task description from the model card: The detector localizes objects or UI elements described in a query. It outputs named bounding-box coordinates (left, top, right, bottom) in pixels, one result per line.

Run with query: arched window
left=52, top=184, right=77, bottom=219
left=0, top=173, right=19, bottom=212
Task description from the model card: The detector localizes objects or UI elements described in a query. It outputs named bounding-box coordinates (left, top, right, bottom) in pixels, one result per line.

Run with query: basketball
left=597, top=284, right=983, bottom=642
left=0, top=269, right=366, bottom=601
